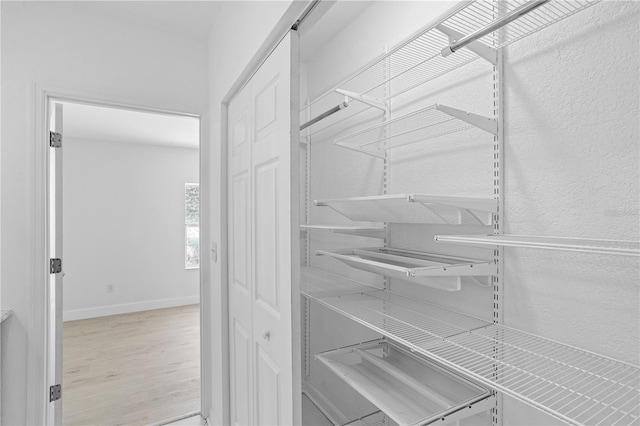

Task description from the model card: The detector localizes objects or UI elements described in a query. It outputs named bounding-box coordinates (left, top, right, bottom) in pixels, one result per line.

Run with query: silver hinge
left=49, top=131, right=62, bottom=148
left=50, top=258, right=62, bottom=274
left=49, top=384, right=61, bottom=402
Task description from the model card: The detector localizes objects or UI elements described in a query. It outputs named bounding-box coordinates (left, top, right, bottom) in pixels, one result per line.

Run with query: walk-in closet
left=295, top=1, right=639, bottom=425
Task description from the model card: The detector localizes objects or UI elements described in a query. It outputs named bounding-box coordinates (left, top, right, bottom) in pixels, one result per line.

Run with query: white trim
left=28, top=82, right=50, bottom=426
left=31, top=84, right=209, bottom=424
left=204, top=412, right=221, bottom=426
left=199, top=109, right=212, bottom=420
left=63, top=296, right=200, bottom=322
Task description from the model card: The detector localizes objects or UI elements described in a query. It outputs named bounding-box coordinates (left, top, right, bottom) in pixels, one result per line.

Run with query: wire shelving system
left=299, top=1, right=640, bottom=425
left=300, top=0, right=601, bottom=137
left=302, top=268, right=640, bottom=426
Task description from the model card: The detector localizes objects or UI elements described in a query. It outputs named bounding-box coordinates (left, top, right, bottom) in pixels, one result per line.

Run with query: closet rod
left=300, top=101, right=348, bottom=130
left=441, top=0, right=551, bottom=57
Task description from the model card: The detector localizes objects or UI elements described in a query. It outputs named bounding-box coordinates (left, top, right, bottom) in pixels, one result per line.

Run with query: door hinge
left=50, top=258, right=62, bottom=274
left=49, top=384, right=61, bottom=402
left=49, top=131, right=62, bottom=148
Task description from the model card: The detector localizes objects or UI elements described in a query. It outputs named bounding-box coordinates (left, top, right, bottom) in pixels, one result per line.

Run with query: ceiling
left=71, top=1, right=224, bottom=41
left=300, top=1, right=373, bottom=61
left=61, top=102, right=200, bottom=149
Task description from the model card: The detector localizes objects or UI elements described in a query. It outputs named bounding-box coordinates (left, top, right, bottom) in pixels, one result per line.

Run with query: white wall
left=63, top=137, right=199, bottom=322
left=207, top=2, right=295, bottom=423
left=502, top=2, right=639, bottom=423
left=0, top=2, right=208, bottom=424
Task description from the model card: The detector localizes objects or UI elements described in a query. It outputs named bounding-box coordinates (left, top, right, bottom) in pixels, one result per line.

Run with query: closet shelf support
left=435, top=104, right=497, bottom=136
left=436, top=24, right=497, bottom=65
left=441, top=0, right=551, bottom=57
left=335, top=89, right=387, bottom=111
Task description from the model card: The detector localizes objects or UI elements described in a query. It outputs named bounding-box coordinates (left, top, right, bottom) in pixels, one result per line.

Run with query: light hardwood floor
left=63, top=305, right=200, bottom=426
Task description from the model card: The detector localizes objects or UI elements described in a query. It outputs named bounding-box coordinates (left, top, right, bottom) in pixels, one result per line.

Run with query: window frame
left=185, top=182, right=200, bottom=270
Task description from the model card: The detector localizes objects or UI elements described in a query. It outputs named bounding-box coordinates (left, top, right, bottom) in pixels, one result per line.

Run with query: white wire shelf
left=315, top=193, right=497, bottom=226
left=301, top=224, right=386, bottom=239
left=334, top=104, right=496, bottom=158
left=303, top=0, right=601, bottom=117
left=316, top=247, right=496, bottom=292
left=301, top=267, right=382, bottom=299
left=443, top=0, right=601, bottom=53
left=317, top=340, right=494, bottom=426
left=435, top=234, right=640, bottom=257
left=301, top=268, right=494, bottom=341
left=302, top=268, right=640, bottom=426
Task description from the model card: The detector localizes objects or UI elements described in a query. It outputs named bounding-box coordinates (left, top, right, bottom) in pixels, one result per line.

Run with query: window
left=185, top=183, right=199, bottom=269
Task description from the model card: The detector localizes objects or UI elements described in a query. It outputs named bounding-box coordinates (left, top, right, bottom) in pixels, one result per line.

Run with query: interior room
left=1, top=1, right=638, bottom=426
left=60, top=102, right=201, bottom=425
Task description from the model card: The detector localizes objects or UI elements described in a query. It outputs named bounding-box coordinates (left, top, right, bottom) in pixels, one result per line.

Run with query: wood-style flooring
left=62, top=305, right=200, bottom=426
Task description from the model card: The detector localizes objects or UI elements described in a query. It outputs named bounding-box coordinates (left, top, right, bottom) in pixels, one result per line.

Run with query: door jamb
left=30, top=85, right=209, bottom=424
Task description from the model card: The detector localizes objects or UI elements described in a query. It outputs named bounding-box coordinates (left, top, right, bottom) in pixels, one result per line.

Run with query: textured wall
left=502, top=2, right=639, bottom=424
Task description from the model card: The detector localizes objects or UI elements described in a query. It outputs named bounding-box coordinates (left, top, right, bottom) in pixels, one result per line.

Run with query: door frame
left=218, top=2, right=315, bottom=424
left=30, top=85, right=210, bottom=424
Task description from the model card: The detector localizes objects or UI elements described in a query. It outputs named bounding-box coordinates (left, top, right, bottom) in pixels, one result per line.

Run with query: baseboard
left=204, top=412, right=219, bottom=426
left=63, top=296, right=200, bottom=321
left=303, top=382, right=349, bottom=425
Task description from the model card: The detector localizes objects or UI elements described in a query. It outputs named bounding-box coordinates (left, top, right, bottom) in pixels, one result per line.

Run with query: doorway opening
left=48, top=98, right=202, bottom=425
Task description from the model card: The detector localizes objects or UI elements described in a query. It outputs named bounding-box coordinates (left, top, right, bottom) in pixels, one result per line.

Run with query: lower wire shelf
left=302, top=267, right=640, bottom=426
left=317, top=339, right=494, bottom=426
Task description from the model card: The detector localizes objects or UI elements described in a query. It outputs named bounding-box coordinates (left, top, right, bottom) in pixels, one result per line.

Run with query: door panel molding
left=225, top=31, right=301, bottom=426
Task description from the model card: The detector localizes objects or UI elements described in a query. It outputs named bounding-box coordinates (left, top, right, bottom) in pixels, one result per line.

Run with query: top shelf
left=435, top=234, right=640, bottom=257
left=303, top=0, right=601, bottom=114
left=449, top=0, right=601, bottom=51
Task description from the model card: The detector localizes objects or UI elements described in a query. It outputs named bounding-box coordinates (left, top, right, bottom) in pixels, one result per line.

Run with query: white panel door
left=251, top=33, right=298, bottom=426
left=227, top=31, right=301, bottom=425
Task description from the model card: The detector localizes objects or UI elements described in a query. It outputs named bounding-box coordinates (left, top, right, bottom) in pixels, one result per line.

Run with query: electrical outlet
left=107, top=284, right=114, bottom=293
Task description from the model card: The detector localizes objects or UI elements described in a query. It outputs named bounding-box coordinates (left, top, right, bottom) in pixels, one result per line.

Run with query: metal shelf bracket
left=436, top=24, right=497, bottom=65
left=435, top=104, right=498, bottom=136
left=335, top=89, right=387, bottom=111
